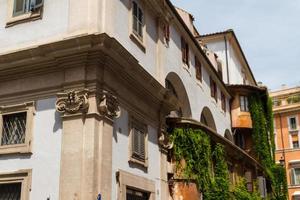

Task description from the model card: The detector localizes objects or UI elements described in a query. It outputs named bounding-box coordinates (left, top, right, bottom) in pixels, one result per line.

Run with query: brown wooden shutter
left=181, top=37, right=186, bottom=63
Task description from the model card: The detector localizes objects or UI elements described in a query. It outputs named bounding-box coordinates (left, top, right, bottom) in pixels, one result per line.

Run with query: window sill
left=129, top=156, right=148, bottom=168
left=0, top=143, right=32, bottom=155
left=6, top=10, right=42, bottom=28
left=130, top=33, right=146, bottom=53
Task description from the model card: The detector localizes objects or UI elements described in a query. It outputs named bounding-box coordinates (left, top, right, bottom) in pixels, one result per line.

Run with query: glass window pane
left=14, top=0, right=25, bottom=14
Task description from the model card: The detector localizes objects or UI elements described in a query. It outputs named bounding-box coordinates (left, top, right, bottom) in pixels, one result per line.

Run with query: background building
left=271, top=86, right=300, bottom=200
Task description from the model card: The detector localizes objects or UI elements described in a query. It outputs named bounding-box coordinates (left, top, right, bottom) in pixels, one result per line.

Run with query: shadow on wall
left=200, top=106, right=216, bottom=131
left=166, top=72, right=192, bottom=118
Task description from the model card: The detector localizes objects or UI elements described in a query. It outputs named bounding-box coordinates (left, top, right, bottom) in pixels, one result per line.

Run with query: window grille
left=126, top=188, right=149, bottom=200
left=1, top=112, right=27, bottom=146
left=0, top=183, right=22, bottom=200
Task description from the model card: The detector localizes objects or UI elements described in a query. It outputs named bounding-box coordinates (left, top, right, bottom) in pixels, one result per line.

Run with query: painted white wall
left=0, top=0, right=69, bottom=54
left=0, top=98, right=62, bottom=200
left=112, top=108, right=161, bottom=199
left=206, top=40, right=246, bottom=85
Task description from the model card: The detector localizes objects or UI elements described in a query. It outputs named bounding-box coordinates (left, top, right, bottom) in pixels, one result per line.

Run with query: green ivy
left=170, top=128, right=257, bottom=199
left=232, top=179, right=262, bottom=200
left=249, top=94, right=288, bottom=199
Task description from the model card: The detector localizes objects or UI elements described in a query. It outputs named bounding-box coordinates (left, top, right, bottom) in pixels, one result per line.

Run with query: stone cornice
left=0, top=34, right=176, bottom=121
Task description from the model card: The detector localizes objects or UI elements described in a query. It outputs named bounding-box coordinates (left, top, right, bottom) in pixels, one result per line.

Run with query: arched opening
left=224, top=129, right=233, bottom=142
left=165, top=72, right=192, bottom=118
left=200, top=107, right=217, bottom=131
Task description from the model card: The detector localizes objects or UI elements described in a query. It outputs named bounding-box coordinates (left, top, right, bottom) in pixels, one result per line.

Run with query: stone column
left=56, top=89, right=120, bottom=200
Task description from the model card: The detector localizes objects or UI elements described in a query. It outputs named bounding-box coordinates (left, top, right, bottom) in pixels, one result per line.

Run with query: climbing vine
left=170, top=128, right=251, bottom=199
left=249, top=93, right=288, bottom=199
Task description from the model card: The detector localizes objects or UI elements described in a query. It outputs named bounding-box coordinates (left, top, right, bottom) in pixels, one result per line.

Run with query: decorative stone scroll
left=98, top=90, right=120, bottom=119
left=158, top=129, right=173, bottom=151
left=56, top=89, right=89, bottom=114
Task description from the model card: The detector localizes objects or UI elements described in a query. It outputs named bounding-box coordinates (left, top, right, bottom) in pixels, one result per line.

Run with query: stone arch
left=200, top=107, right=217, bottom=131
left=224, top=129, right=233, bottom=142
left=165, top=72, right=192, bottom=118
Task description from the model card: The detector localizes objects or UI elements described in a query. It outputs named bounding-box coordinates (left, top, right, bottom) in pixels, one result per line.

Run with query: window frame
left=195, top=56, right=202, bottom=82
left=291, top=167, right=300, bottom=186
left=210, top=77, right=217, bottom=102
left=221, top=92, right=226, bottom=112
left=129, top=117, right=148, bottom=167
left=288, top=116, right=298, bottom=131
left=240, top=95, right=249, bottom=112
left=0, top=169, right=32, bottom=200
left=117, top=170, right=155, bottom=200
left=0, top=102, right=35, bottom=155
left=6, top=0, right=44, bottom=27
left=181, top=37, right=189, bottom=67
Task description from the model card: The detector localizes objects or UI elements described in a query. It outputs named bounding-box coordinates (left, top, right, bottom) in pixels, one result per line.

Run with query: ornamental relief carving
left=98, top=90, right=120, bottom=119
left=56, top=89, right=89, bottom=114
left=158, top=129, right=173, bottom=151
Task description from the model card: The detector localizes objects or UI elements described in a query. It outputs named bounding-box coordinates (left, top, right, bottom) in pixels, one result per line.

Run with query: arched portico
left=200, top=106, right=217, bottom=131
left=165, top=72, right=192, bottom=118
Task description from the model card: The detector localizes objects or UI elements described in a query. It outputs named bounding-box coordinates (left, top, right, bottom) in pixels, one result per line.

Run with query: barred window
left=126, top=187, right=150, bottom=200
left=0, top=182, right=22, bottom=200
left=1, top=112, right=27, bottom=146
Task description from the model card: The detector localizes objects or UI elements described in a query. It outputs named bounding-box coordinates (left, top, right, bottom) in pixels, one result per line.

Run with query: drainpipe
left=224, top=36, right=230, bottom=84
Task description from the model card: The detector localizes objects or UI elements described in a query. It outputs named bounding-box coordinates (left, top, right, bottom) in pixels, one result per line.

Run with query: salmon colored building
left=271, top=86, right=300, bottom=200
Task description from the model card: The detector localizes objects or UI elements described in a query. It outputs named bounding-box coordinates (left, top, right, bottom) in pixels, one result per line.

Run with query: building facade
left=0, top=0, right=270, bottom=199
left=271, top=86, right=300, bottom=200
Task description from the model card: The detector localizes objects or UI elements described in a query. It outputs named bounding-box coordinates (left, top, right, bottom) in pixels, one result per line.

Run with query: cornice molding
left=56, top=89, right=89, bottom=114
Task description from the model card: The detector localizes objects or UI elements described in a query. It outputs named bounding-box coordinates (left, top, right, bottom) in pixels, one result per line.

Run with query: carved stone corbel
left=98, top=90, right=120, bottom=119
left=56, top=89, right=89, bottom=114
left=159, top=129, right=173, bottom=152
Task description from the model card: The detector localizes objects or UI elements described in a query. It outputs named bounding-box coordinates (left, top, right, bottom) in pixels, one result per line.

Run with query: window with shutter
left=210, top=77, right=217, bottom=101
left=164, top=24, right=170, bottom=43
left=221, top=92, right=226, bottom=112
left=130, top=119, right=148, bottom=166
left=195, top=57, right=202, bottom=81
left=181, top=37, right=189, bottom=66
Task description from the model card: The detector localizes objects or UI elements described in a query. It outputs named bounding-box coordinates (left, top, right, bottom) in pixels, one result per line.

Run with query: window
left=291, top=168, right=300, bottom=185
left=181, top=37, right=189, bottom=66
left=0, top=102, right=34, bottom=154
left=291, top=133, right=300, bottom=149
left=163, top=24, right=170, bottom=44
left=210, top=77, right=217, bottom=101
left=240, top=95, right=249, bottom=112
left=7, top=0, right=43, bottom=27
left=235, top=132, right=245, bottom=149
left=0, top=169, right=32, bottom=200
left=126, top=188, right=150, bottom=200
left=129, top=118, right=148, bottom=166
left=195, top=57, right=202, bottom=82
left=13, top=0, right=43, bottom=16
left=221, top=92, right=226, bottom=112
left=117, top=170, right=155, bottom=200
left=289, top=117, right=298, bottom=131
left=132, top=1, right=144, bottom=40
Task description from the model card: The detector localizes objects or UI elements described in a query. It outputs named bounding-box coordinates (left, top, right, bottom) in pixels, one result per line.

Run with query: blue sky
left=171, top=0, right=300, bottom=90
